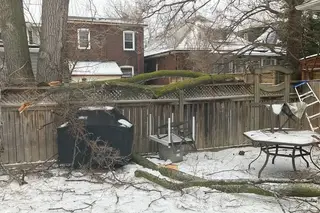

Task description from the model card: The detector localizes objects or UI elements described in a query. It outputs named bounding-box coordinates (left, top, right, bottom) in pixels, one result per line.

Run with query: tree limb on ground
left=135, top=170, right=320, bottom=197
left=132, top=153, right=320, bottom=197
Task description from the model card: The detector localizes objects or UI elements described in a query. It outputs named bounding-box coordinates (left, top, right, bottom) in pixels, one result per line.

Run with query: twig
left=148, top=195, right=166, bottom=207
left=65, top=179, right=103, bottom=184
left=38, top=121, right=55, bottom=130
left=48, top=201, right=96, bottom=212
left=275, top=194, right=287, bottom=213
left=115, top=192, right=119, bottom=204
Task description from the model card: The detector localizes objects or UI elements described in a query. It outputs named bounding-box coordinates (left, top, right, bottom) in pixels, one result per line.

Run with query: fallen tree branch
left=115, top=70, right=207, bottom=84
left=135, top=170, right=320, bottom=197
left=134, top=170, right=274, bottom=196
left=132, top=153, right=320, bottom=185
left=132, top=153, right=203, bottom=182
left=152, top=74, right=237, bottom=98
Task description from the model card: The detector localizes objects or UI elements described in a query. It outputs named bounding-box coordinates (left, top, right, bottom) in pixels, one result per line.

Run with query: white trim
left=120, top=65, right=134, bottom=78
left=261, top=58, right=277, bottom=67
left=123, top=31, right=135, bottom=51
left=77, top=28, right=91, bottom=49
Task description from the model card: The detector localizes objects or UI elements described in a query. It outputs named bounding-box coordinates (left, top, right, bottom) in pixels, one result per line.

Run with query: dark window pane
left=125, top=41, right=133, bottom=49
left=124, top=32, right=134, bottom=49
left=78, top=29, right=90, bottom=48
left=125, top=33, right=133, bottom=41
left=28, top=30, right=34, bottom=44
left=121, top=68, right=133, bottom=78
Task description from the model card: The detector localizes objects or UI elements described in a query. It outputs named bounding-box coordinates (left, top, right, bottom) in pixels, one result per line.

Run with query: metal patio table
left=244, top=129, right=320, bottom=178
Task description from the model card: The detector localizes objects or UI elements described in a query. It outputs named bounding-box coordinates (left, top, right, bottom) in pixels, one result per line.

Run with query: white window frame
left=120, top=65, right=134, bottom=78
left=123, top=31, right=135, bottom=51
left=77, top=28, right=91, bottom=49
left=261, top=58, right=277, bottom=67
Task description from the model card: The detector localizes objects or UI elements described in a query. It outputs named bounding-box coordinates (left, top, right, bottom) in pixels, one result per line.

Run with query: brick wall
left=66, top=21, right=144, bottom=75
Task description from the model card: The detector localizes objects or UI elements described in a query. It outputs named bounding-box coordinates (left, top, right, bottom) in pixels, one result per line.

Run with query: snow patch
left=118, top=119, right=133, bottom=128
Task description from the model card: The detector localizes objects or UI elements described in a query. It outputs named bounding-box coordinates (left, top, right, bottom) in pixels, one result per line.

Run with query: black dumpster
left=57, top=106, right=134, bottom=168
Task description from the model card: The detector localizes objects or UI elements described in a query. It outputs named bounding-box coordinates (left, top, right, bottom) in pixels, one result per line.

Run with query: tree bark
left=37, top=0, right=70, bottom=83
left=285, top=0, right=304, bottom=80
left=135, top=170, right=320, bottom=197
left=131, top=153, right=203, bottom=182
left=0, top=0, right=35, bottom=85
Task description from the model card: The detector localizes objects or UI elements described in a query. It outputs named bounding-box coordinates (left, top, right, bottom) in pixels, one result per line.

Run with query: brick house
left=66, top=17, right=146, bottom=80
left=0, top=17, right=146, bottom=81
left=144, top=17, right=283, bottom=85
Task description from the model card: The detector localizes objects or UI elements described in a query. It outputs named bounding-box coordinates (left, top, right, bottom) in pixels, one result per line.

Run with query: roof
left=296, top=0, right=320, bottom=10
left=68, top=16, right=147, bottom=26
left=254, top=27, right=280, bottom=45
left=299, top=54, right=320, bottom=60
left=144, top=17, right=284, bottom=58
left=71, top=61, right=123, bottom=76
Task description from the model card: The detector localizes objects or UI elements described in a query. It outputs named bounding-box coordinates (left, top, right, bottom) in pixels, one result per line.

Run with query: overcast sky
left=24, top=0, right=114, bottom=23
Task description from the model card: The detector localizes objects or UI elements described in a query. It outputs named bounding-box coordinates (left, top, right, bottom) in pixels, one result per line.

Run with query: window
left=77, top=28, right=90, bottom=49
left=120, top=66, right=134, bottom=78
left=123, top=31, right=135, bottom=51
left=261, top=58, right=277, bottom=67
left=27, top=30, right=34, bottom=44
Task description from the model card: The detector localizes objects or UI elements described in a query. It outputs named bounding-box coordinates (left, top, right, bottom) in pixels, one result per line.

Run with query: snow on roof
left=299, top=53, right=320, bottom=60
left=296, top=0, right=320, bottom=11
left=145, top=16, right=284, bottom=58
left=254, top=28, right=280, bottom=44
left=145, top=19, right=231, bottom=57
left=68, top=16, right=147, bottom=26
left=71, top=61, right=123, bottom=76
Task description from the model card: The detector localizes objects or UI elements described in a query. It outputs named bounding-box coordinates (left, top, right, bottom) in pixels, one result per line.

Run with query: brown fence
left=1, top=82, right=317, bottom=164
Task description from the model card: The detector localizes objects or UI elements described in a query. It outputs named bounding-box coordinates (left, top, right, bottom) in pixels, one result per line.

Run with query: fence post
left=179, top=90, right=184, bottom=122
left=253, top=72, right=260, bottom=129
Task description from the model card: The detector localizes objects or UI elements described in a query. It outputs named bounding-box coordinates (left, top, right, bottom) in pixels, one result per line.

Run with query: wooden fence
left=1, top=82, right=318, bottom=164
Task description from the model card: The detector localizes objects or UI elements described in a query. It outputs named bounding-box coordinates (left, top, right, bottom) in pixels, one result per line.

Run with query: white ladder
left=294, top=81, right=320, bottom=131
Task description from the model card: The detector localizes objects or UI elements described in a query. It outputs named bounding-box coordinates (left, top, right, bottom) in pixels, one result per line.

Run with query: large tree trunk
left=0, top=0, right=35, bottom=85
left=285, top=0, right=304, bottom=80
left=37, top=0, right=70, bottom=83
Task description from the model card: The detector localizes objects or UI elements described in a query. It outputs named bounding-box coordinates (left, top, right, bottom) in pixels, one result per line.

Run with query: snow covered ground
left=1, top=146, right=320, bottom=213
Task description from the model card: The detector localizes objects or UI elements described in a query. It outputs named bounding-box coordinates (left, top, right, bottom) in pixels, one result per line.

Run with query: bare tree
left=37, top=0, right=70, bottom=83
left=139, top=0, right=313, bottom=78
left=0, top=0, right=34, bottom=85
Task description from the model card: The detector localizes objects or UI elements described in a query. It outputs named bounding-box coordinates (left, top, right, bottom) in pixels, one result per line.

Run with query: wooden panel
left=8, top=111, right=17, bottom=163
left=38, top=112, right=47, bottom=160
left=16, top=111, right=24, bottom=163
left=1, top=110, right=9, bottom=163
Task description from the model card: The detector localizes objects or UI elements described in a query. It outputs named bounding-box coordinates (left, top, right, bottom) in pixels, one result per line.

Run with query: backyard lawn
left=1, top=146, right=320, bottom=213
